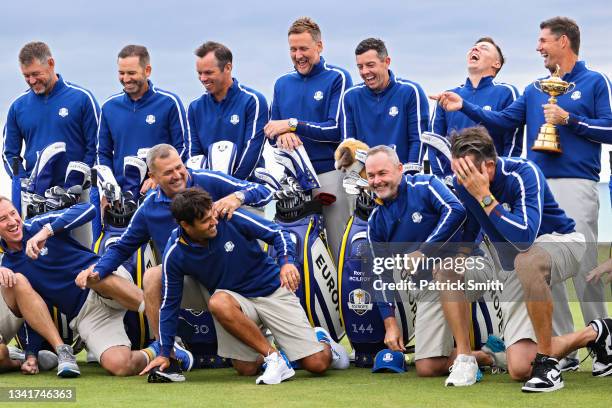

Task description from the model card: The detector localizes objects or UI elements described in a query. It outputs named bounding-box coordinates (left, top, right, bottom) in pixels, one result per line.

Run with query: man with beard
left=432, top=17, right=612, bottom=372
left=96, top=45, right=187, bottom=192
left=265, top=17, right=352, bottom=260
left=2, top=41, right=99, bottom=188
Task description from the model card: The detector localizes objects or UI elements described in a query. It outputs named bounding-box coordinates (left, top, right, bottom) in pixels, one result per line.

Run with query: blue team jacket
left=454, top=157, right=576, bottom=271
left=3, top=74, right=99, bottom=179
left=93, top=169, right=274, bottom=279
left=159, top=209, right=295, bottom=356
left=187, top=78, right=268, bottom=180
left=367, top=174, right=466, bottom=319
left=459, top=61, right=612, bottom=181
left=342, top=70, right=429, bottom=168
left=0, top=203, right=98, bottom=321
left=429, top=76, right=522, bottom=178
left=270, top=56, right=352, bottom=174
left=96, top=81, right=187, bottom=186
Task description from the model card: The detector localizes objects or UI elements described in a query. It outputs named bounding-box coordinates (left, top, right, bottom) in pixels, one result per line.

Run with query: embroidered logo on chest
left=313, top=91, right=324, bottom=101
left=389, top=106, right=399, bottom=117
left=145, top=114, right=156, bottom=124
left=570, top=90, right=581, bottom=100
left=230, top=114, right=240, bottom=125
left=224, top=241, right=235, bottom=252
left=58, top=107, right=69, bottom=117
left=483, top=105, right=492, bottom=111
left=412, top=212, right=423, bottom=223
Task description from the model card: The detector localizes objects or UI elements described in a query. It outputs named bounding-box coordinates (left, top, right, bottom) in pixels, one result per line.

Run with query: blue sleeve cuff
left=378, top=302, right=395, bottom=320
left=160, top=344, right=173, bottom=358
left=278, top=255, right=295, bottom=266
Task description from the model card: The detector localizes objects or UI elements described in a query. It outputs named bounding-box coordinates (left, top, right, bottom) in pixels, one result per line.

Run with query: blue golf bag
left=254, top=146, right=345, bottom=342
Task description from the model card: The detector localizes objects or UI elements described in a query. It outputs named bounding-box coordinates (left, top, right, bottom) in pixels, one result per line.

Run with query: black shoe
left=147, top=358, right=186, bottom=383
left=521, top=353, right=563, bottom=393
left=589, top=318, right=612, bottom=377
left=558, top=357, right=579, bottom=372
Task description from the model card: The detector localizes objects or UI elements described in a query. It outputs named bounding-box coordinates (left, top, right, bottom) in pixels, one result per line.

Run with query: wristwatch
left=561, top=112, right=570, bottom=125
left=43, top=223, right=54, bottom=236
left=234, top=191, right=245, bottom=205
left=480, top=194, right=496, bottom=209
left=288, top=118, right=298, bottom=132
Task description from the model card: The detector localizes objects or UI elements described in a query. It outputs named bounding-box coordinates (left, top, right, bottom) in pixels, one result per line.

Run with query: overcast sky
left=2, top=0, right=612, bottom=194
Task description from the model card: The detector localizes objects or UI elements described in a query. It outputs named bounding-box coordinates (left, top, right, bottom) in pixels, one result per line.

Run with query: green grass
left=1, top=301, right=611, bottom=408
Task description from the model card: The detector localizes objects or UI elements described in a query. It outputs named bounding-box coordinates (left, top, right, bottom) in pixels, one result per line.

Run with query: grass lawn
left=1, top=301, right=611, bottom=408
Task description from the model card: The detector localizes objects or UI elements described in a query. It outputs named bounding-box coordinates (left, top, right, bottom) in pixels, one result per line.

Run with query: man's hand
left=25, top=226, right=52, bottom=260
left=140, top=178, right=158, bottom=195
left=587, top=258, right=612, bottom=284
left=139, top=356, right=170, bottom=376
left=264, top=119, right=291, bottom=139
left=452, top=157, right=492, bottom=202
left=429, top=92, right=463, bottom=112
left=280, top=263, right=301, bottom=292
left=383, top=317, right=405, bottom=352
left=212, top=193, right=243, bottom=220
left=543, top=103, right=570, bottom=125
left=21, top=355, right=39, bottom=375
left=0, top=267, right=17, bottom=288
left=75, top=264, right=100, bottom=289
left=276, top=133, right=303, bottom=151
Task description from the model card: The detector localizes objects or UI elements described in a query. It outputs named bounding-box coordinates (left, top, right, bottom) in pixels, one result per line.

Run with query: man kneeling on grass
left=141, top=187, right=349, bottom=384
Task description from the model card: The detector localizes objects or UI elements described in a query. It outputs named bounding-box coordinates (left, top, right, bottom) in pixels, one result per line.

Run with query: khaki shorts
left=412, top=288, right=454, bottom=360
left=69, top=267, right=132, bottom=362
left=464, top=233, right=585, bottom=347
left=180, top=276, right=210, bottom=310
left=213, top=287, right=324, bottom=362
left=0, top=293, right=23, bottom=344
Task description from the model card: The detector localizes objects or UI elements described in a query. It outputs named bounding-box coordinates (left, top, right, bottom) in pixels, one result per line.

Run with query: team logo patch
left=313, top=90, right=324, bottom=101
left=382, top=352, right=394, bottom=363
left=145, top=114, right=156, bottom=124
left=58, top=107, right=69, bottom=117
left=389, top=106, right=399, bottom=117
left=483, top=105, right=492, bottom=111
left=412, top=212, right=422, bottom=223
left=571, top=90, right=581, bottom=100
left=224, top=241, right=235, bottom=252
left=502, top=202, right=511, bottom=212
left=348, top=289, right=373, bottom=315
left=230, top=114, right=240, bottom=125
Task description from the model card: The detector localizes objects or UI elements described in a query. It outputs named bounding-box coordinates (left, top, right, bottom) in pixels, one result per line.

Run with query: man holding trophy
left=431, top=16, right=612, bottom=373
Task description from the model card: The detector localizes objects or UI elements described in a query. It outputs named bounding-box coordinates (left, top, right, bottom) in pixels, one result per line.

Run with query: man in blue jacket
left=365, top=145, right=486, bottom=387
left=81, top=144, right=274, bottom=347
left=188, top=41, right=267, bottom=182
left=265, top=17, right=352, bottom=259
left=448, top=126, right=611, bottom=392
left=342, top=38, right=429, bottom=174
left=429, top=37, right=522, bottom=181
left=96, top=45, right=187, bottom=192
left=141, top=188, right=347, bottom=384
left=0, top=198, right=155, bottom=377
left=432, top=17, right=611, bottom=357
left=3, top=41, right=99, bottom=186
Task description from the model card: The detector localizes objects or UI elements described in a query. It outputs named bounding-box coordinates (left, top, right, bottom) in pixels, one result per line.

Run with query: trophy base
left=532, top=124, right=562, bottom=154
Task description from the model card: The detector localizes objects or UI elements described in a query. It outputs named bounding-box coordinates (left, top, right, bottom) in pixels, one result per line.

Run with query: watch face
left=289, top=118, right=298, bottom=128
left=482, top=196, right=492, bottom=206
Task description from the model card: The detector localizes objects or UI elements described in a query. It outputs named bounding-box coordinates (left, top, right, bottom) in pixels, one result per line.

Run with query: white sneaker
left=7, top=347, right=58, bottom=371
left=256, top=351, right=295, bottom=385
left=445, top=354, right=481, bottom=387
left=314, top=327, right=350, bottom=370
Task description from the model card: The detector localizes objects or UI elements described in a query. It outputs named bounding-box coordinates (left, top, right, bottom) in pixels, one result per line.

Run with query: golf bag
left=336, top=151, right=416, bottom=367
left=252, top=146, right=345, bottom=342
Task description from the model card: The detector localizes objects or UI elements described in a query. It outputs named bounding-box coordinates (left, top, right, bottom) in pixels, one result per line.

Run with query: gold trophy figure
left=532, top=65, right=575, bottom=153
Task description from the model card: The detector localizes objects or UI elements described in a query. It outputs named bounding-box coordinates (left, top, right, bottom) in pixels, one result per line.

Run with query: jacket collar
left=366, top=70, right=397, bottom=97
left=298, top=56, right=326, bottom=78
left=464, top=75, right=494, bottom=90
left=562, top=60, right=586, bottom=80
left=154, top=169, right=195, bottom=203
left=207, top=78, right=239, bottom=104
left=124, top=80, right=154, bottom=104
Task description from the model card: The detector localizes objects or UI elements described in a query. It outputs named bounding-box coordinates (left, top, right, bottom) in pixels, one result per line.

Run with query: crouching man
left=142, top=187, right=348, bottom=384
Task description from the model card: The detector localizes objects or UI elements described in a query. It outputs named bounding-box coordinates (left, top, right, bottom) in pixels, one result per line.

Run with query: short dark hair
left=450, top=126, right=498, bottom=166
left=117, top=45, right=150, bottom=68
left=288, top=17, right=321, bottom=42
left=475, top=37, right=505, bottom=74
left=194, top=41, right=232, bottom=71
left=540, top=16, right=580, bottom=55
left=19, top=42, right=52, bottom=66
left=355, top=38, right=388, bottom=60
left=170, top=187, right=213, bottom=226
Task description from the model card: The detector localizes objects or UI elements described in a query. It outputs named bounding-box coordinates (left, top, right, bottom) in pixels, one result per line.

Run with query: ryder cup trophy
left=532, top=65, right=575, bottom=153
